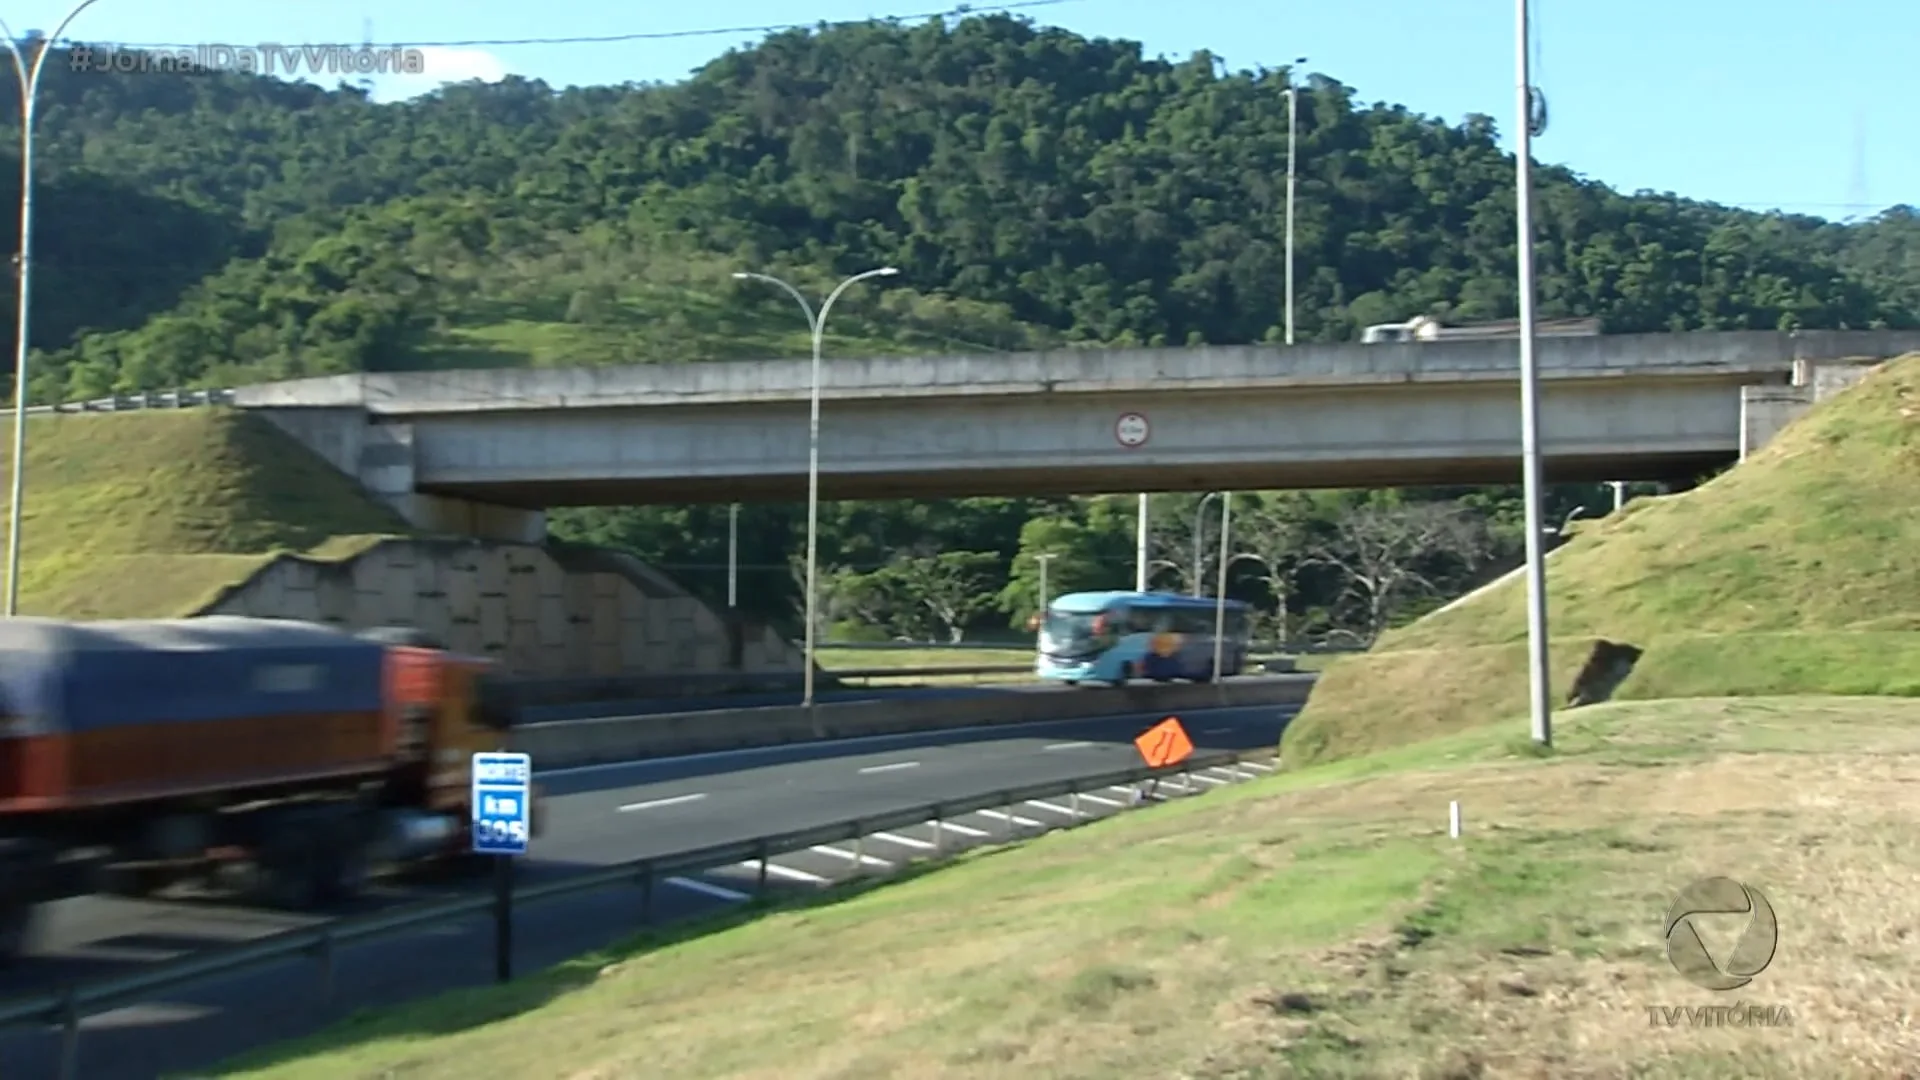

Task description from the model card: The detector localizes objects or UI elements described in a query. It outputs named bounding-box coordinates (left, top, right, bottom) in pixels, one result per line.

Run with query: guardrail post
left=56, top=985, right=81, bottom=1080
left=1000, top=792, right=1013, bottom=839
left=851, top=822, right=864, bottom=875
left=1068, top=782, right=1081, bottom=822
left=639, top=862, right=655, bottom=920
left=930, top=809, right=943, bottom=854
left=756, top=839, right=770, bottom=894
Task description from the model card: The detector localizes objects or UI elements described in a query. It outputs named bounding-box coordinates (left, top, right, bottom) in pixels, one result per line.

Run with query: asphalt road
left=0, top=704, right=1294, bottom=1079
left=520, top=679, right=1062, bottom=722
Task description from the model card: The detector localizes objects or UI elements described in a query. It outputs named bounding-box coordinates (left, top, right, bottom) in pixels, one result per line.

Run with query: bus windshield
left=1041, top=607, right=1105, bottom=656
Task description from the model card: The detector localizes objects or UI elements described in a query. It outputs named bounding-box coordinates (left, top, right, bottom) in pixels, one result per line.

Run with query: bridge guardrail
left=24, top=389, right=234, bottom=415
left=0, top=748, right=1268, bottom=1077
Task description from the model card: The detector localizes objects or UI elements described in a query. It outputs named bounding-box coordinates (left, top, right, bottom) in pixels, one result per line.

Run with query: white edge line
left=978, top=808, right=1046, bottom=828
left=618, top=792, right=708, bottom=812
left=665, top=876, right=750, bottom=902
left=741, top=861, right=830, bottom=884
left=811, top=844, right=892, bottom=867
left=870, top=830, right=935, bottom=850
left=933, top=819, right=989, bottom=838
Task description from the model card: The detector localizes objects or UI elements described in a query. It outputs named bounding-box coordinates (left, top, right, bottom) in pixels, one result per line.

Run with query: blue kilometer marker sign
left=471, top=751, right=533, bottom=856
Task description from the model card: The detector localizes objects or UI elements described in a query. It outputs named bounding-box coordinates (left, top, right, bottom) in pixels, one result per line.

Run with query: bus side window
left=1128, top=607, right=1155, bottom=634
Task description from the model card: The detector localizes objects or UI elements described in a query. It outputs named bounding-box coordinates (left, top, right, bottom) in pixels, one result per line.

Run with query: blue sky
left=14, top=0, right=1914, bottom=222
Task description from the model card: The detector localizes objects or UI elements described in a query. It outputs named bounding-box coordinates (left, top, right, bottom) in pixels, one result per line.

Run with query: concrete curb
left=511, top=676, right=1316, bottom=768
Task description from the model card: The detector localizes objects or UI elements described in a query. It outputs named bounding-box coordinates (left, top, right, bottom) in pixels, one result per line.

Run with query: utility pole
left=1134, top=494, right=1149, bottom=591
left=1515, top=0, right=1552, bottom=747
left=1035, top=553, right=1057, bottom=619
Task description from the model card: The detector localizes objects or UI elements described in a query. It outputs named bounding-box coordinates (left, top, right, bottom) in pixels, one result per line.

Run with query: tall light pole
left=1134, top=494, right=1149, bottom=591
left=1190, top=491, right=1222, bottom=596
left=732, top=266, right=899, bottom=708
left=1282, top=56, right=1306, bottom=345
left=1515, top=0, right=1552, bottom=747
left=1034, top=553, right=1056, bottom=618
left=1211, top=492, right=1233, bottom=683
left=726, top=503, right=739, bottom=609
left=1, top=5, right=101, bottom=617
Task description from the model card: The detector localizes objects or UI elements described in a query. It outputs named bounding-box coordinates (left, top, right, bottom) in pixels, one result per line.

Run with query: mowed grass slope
left=0, top=410, right=409, bottom=618
left=1285, top=354, right=1920, bottom=766
left=208, top=696, right=1920, bottom=1079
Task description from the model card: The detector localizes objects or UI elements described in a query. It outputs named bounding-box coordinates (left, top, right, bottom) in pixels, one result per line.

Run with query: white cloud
left=368, top=46, right=510, bottom=102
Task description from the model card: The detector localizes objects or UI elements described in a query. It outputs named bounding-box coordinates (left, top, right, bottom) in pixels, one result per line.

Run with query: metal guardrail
left=827, top=640, right=1364, bottom=655
left=829, top=663, right=1034, bottom=681
left=0, top=748, right=1267, bottom=1075
left=24, top=389, right=234, bottom=415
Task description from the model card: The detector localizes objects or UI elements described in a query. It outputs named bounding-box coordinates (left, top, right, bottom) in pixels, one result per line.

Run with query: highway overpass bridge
left=231, top=329, right=1920, bottom=541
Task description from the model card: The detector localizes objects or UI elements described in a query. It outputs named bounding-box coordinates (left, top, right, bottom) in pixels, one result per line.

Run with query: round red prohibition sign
left=1115, top=411, right=1150, bottom=448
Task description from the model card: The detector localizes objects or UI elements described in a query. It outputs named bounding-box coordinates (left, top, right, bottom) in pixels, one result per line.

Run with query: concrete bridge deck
left=229, top=329, right=1920, bottom=538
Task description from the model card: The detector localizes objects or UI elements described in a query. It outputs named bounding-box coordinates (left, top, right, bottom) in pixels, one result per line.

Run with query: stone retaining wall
left=198, top=537, right=802, bottom=679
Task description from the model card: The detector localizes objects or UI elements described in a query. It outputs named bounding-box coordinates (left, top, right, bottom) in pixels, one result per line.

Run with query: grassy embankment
left=1285, top=353, right=1920, bottom=765
left=203, top=694, right=1920, bottom=1079
left=0, top=409, right=408, bottom=618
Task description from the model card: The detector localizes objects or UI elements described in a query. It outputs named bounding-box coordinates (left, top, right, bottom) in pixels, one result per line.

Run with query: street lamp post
left=1, top=4, right=102, bottom=617
left=1190, top=491, right=1223, bottom=596
left=1514, top=0, right=1552, bottom=747
left=1211, top=492, right=1233, bottom=683
left=1282, top=56, right=1307, bottom=346
left=1134, top=493, right=1149, bottom=592
left=726, top=503, right=739, bottom=609
left=732, top=266, right=899, bottom=708
left=1034, top=553, right=1056, bottom=618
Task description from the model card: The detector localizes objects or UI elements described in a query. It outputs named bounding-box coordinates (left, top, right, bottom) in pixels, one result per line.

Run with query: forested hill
left=3, top=14, right=1916, bottom=404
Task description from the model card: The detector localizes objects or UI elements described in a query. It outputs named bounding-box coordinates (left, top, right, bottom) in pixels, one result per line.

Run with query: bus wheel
left=1062, top=680, right=1079, bottom=687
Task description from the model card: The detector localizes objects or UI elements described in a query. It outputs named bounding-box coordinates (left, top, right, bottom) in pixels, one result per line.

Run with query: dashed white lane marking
left=858, top=760, right=921, bottom=775
left=619, top=792, right=707, bottom=812
left=932, top=819, right=989, bottom=838
left=810, top=844, right=893, bottom=868
left=870, top=830, right=935, bottom=850
left=1189, top=772, right=1230, bottom=786
left=738, top=860, right=830, bottom=884
left=978, top=807, right=1046, bottom=828
left=1077, top=792, right=1126, bottom=808
left=1238, top=760, right=1275, bottom=772
left=1025, top=799, right=1080, bottom=818
left=1044, top=740, right=1094, bottom=751
left=666, top=876, right=749, bottom=902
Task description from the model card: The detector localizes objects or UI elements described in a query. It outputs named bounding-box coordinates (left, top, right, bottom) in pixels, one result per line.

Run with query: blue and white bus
left=1032, top=590, right=1252, bottom=686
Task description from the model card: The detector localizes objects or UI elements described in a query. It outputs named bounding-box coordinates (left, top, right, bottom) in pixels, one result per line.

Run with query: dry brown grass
left=213, top=696, right=1920, bottom=1080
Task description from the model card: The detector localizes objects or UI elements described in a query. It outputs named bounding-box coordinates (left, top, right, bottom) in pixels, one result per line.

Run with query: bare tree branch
left=1301, top=502, right=1492, bottom=644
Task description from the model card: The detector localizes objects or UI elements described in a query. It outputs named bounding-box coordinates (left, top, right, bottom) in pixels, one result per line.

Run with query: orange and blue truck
left=0, top=616, right=544, bottom=963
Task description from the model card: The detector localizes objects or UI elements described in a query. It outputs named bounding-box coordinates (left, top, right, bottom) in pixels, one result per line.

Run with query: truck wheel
left=255, top=836, right=324, bottom=911
left=0, top=902, right=34, bottom=966
left=314, top=832, right=371, bottom=906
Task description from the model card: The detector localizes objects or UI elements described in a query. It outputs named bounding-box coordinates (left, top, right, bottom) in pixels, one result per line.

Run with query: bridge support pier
left=251, top=406, right=546, bottom=543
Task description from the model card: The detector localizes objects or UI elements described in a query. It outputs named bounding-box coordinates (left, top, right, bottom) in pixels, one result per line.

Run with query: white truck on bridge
left=1362, top=315, right=1602, bottom=344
